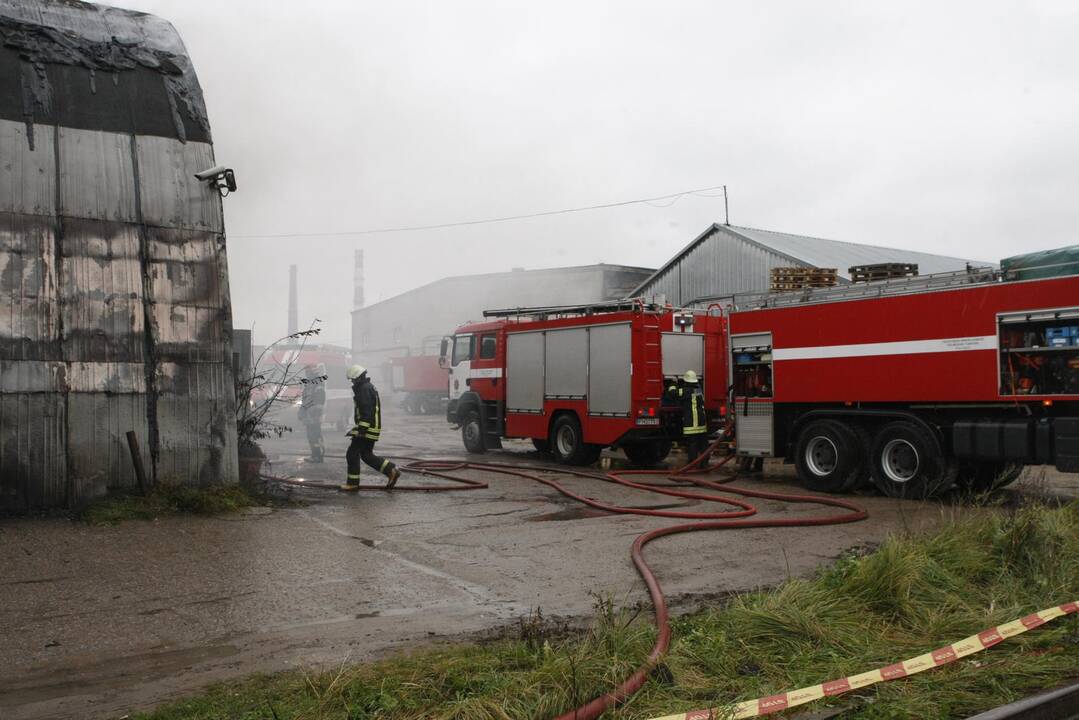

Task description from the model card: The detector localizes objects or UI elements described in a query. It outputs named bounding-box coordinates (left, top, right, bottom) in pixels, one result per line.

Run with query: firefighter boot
left=385, top=465, right=401, bottom=489
left=339, top=474, right=361, bottom=492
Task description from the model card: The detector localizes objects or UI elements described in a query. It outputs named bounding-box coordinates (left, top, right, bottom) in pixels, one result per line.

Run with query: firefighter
left=341, top=364, right=401, bottom=491
left=665, top=370, right=709, bottom=467
left=299, top=363, right=326, bottom=463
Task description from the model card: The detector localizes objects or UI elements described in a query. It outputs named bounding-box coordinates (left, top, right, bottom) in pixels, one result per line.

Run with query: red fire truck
left=391, top=355, right=449, bottom=414
left=442, top=302, right=727, bottom=465
left=722, top=267, right=1079, bottom=498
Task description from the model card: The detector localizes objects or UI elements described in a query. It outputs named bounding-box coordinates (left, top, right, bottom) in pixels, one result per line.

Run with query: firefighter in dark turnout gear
left=299, top=363, right=326, bottom=463
left=665, top=370, right=709, bottom=467
left=340, top=365, right=401, bottom=491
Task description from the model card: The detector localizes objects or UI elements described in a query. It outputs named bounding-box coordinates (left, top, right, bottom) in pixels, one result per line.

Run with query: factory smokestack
left=288, top=264, right=298, bottom=336
left=353, top=249, right=365, bottom=310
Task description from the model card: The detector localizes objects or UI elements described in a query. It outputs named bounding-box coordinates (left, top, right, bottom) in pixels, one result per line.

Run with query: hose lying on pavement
left=263, top=432, right=868, bottom=720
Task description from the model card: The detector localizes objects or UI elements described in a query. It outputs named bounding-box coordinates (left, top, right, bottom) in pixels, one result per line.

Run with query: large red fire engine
left=442, top=302, right=727, bottom=465
left=723, top=266, right=1079, bottom=497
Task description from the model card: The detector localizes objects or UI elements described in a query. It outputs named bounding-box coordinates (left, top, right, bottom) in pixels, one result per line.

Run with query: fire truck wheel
left=623, top=440, right=672, bottom=467
left=550, top=414, right=601, bottom=466
left=461, top=409, right=486, bottom=454
left=794, top=419, right=865, bottom=493
left=957, top=461, right=1022, bottom=492
left=869, top=421, right=956, bottom=499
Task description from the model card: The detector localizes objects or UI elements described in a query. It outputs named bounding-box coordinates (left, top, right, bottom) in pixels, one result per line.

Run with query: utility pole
left=723, top=185, right=730, bottom=226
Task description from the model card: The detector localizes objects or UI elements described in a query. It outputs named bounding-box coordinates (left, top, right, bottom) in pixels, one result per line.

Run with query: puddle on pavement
left=527, top=500, right=699, bottom=522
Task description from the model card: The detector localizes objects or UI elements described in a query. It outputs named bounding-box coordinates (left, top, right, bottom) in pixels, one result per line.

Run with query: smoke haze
left=116, top=0, right=1079, bottom=345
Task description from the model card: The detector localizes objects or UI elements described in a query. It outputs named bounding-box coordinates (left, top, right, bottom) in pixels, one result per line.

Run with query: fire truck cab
left=442, top=302, right=727, bottom=465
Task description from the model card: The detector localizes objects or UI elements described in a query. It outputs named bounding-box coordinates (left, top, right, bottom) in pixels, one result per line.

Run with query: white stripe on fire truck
left=771, top=335, right=997, bottom=362
left=468, top=368, right=503, bottom=379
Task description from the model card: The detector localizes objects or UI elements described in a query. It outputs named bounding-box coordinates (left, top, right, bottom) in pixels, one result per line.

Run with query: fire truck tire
left=550, top=414, right=602, bottom=466
left=793, top=419, right=865, bottom=493
left=957, top=462, right=1022, bottom=492
left=869, top=421, right=956, bottom=499
left=404, top=395, right=420, bottom=414
left=461, top=409, right=486, bottom=454
left=623, top=440, right=672, bottom=467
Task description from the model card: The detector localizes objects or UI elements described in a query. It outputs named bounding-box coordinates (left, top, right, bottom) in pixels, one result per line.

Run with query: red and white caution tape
left=648, top=601, right=1078, bottom=720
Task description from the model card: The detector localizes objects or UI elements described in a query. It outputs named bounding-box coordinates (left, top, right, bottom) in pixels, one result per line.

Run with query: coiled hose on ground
left=265, top=434, right=868, bottom=719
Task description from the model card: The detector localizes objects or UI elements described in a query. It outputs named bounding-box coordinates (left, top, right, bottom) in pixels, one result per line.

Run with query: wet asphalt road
left=0, top=405, right=1065, bottom=720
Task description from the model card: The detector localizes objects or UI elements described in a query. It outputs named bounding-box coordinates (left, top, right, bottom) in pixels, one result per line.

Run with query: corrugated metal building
left=632, top=223, right=989, bottom=306
left=0, top=0, right=238, bottom=510
left=352, top=264, right=652, bottom=368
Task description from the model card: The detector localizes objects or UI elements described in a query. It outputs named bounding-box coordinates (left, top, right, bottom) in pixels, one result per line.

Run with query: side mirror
left=438, top=337, right=449, bottom=368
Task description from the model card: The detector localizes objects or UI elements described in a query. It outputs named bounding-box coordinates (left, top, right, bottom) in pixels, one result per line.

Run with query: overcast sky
left=120, top=0, right=1079, bottom=346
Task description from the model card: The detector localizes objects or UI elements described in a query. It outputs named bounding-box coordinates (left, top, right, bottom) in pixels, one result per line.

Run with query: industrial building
left=351, top=264, right=653, bottom=368
left=0, top=1, right=237, bottom=509
left=632, top=223, right=988, bottom=306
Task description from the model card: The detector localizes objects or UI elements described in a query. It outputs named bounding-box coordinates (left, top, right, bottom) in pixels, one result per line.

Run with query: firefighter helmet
left=682, top=370, right=699, bottom=384
left=346, top=364, right=367, bottom=380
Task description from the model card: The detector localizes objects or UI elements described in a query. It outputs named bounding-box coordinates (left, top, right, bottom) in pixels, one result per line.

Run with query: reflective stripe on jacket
left=352, top=377, right=382, bottom=441
left=666, top=382, right=707, bottom=436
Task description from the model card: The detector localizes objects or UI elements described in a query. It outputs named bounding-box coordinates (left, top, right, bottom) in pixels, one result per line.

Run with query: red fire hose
left=265, top=434, right=867, bottom=719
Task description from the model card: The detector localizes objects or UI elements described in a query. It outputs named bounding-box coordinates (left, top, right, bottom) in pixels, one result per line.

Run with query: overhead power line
left=232, top=183, right=727, bottom=240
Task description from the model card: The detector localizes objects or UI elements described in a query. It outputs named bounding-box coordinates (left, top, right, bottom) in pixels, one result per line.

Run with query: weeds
left=78, top=483, right=266, bottom=525
left=136, top=502, right=1079, bottom=719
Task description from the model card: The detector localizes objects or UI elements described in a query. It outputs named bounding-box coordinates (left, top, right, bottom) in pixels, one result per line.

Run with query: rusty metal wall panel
left=0, top=119, right=55, bottom=216
left=66, top=361, right=145, bottom=393
left=0, top=392, right=65, bottom=509
left=135, top=137, right=223, bottom=232
left=0, top=360, right=64, bottom=392
left=0, top=212, right=59, bottom=361
left=155, top=361, right=238, bottom=485
left=58, top=128, right=138, bottom=222
left=66, top=393, right=149, bottom=498
left=0, top=1, right=238, bottom=510
left=59, top=218, right=144, bottom=363
left=147, top=231, right=229, bottom=308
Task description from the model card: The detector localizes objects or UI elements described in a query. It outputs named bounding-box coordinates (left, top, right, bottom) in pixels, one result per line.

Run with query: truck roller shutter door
left=506, top=332, right=544, bottom=412
left=588, top=323, right=631, bottom=416
left=545, top=328, right=588, bottom=398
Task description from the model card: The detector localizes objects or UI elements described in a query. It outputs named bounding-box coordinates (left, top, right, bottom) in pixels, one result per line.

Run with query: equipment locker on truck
left=715, top=259, right=1079, bottom=498
left=441, top=302, right=727, bottom=466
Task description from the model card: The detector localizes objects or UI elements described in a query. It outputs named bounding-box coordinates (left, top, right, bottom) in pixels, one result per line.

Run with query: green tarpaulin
left=1001, top=245, right=1079, bottom=281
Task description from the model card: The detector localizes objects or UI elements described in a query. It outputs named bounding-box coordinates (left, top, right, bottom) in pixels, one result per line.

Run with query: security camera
left=194, top=165, right=237, bottom=196
left=194, top=165, right=227, bottom=181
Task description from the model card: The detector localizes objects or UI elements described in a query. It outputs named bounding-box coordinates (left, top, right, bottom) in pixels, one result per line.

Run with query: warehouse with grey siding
left=632, top=224, right=987, bottom=306
left=0, top=0, right=237, bottom=509
left=352, top=264, right=652, bottom=370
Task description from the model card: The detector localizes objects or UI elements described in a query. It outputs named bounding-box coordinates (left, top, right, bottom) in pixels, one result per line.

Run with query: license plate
left=635, top=417, right=660, bottom=426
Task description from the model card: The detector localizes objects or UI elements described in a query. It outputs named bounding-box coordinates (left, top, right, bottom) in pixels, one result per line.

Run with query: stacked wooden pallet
left=769, top=266, right=839, bottom=292
left=849, top=262, right=919, bottom=283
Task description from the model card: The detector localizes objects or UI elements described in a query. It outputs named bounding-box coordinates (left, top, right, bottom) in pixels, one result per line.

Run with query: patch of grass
left=136, top=502, right=1079, bottom=720
left=78, top=483, right=264, bottom=525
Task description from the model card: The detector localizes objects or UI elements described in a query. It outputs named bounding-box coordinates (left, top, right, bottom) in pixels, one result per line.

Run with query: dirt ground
left=1, top=405, right=1073, bottom=720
